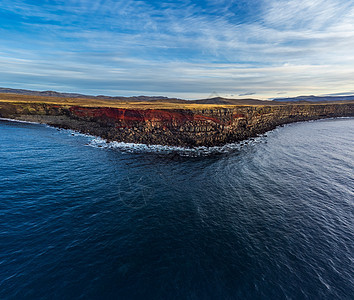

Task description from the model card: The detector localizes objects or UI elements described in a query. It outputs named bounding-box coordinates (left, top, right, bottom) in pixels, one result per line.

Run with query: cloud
left=239, top=92, right=256, bottom=96
left=322, top=91, right=354, bottom=96
left=0, top=0, right=353, bottom=99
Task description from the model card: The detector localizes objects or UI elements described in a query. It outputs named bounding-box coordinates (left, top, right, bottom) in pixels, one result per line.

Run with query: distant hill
left=1, top=87, right=353, bottom=105
left=274, top=95, right=354, bottom=103
left=193, top=97, right=275, bottom=105
left=0, top=87, right=274, bottom=105
left=0, top=87, right=182, bottom=103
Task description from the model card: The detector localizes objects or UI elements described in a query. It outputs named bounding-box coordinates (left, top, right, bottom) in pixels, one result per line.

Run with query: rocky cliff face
left=1, top=102, right=353, bottom=147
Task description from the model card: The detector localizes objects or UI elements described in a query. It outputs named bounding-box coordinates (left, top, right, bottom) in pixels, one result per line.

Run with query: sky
left=0, top=0, right=354, bottom=100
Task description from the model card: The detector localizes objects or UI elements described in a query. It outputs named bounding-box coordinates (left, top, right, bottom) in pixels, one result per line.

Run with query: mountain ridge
left=273, top=95, right=354, bottom=102
left=1, top=87, right=354, bottom=105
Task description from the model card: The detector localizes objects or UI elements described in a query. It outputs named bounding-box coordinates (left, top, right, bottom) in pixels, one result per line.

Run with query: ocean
left=0, top=118, right=353, bottom=299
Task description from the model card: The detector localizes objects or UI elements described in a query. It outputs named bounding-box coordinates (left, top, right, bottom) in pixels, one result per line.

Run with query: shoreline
left=1, top=100, right=353, bottom=148
left=1, top=116, right=353, bottom=157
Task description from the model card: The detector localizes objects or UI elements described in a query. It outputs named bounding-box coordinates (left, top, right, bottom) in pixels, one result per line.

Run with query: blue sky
left=0, top=0, right=353, bottom=99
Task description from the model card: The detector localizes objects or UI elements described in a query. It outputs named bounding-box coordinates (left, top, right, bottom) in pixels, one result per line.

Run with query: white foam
left=87, top=136, right=265, bottom=157
left=0, top=117, right=41, bottom=125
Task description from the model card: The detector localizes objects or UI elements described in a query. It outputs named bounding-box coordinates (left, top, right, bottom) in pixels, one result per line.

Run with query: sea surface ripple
left=0, top=118, right=353, bottom=299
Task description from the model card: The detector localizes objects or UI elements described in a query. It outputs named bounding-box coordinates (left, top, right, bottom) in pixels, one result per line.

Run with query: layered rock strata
left=0, top=102, right=353, bottom=147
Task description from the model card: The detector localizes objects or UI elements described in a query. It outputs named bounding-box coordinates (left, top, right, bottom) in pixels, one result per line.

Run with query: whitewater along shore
left=0, top=95, right=353, bottom=147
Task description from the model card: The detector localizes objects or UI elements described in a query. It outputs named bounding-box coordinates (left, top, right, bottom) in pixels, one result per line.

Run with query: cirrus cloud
left=0, top=0, right=353, bottom=99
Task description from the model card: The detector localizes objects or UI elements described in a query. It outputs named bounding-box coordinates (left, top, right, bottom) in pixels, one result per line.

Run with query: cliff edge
left=1, top=95, right=353, bottom=147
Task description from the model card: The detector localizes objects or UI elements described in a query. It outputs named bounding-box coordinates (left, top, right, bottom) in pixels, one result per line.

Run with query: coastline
left=0, top=117, right=42, bottom=125
left=1, top=99, right=353, bottom=148
left=5, top=116, right=352, bottom=158
left=0, top=116, right=253, bottom=156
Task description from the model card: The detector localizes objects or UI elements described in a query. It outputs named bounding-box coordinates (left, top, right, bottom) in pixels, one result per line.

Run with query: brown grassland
left=0, top=93, right=274, bottom=110
left=1, top=93, right=353, bottom=110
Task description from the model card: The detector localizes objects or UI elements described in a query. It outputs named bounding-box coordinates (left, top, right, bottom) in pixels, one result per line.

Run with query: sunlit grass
left=1, top=93, right=352, bottom=110
left=0, top=93, right=266, bottom=110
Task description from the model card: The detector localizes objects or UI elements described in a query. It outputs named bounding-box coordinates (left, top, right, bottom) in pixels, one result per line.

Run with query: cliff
left=0, top=100, right=353, bottom=147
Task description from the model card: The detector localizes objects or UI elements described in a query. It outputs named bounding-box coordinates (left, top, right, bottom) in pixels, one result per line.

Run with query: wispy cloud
left=239, top=92, right=256, bottom=96
left=0, top=0, right=353, bottom=98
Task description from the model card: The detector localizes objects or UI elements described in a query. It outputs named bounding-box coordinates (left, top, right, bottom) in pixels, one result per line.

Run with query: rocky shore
left=1, top=101, right=353, bottom=147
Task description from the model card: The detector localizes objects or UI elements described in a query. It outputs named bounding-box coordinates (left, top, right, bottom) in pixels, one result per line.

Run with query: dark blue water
left=0, top=118, right=353, bottom=299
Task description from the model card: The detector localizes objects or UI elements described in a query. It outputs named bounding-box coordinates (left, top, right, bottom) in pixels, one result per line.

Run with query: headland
left=0, top=90, right=353, bottom=147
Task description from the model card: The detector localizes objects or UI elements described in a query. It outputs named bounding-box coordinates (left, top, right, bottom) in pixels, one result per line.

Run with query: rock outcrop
left=1, top=101, right=353, bottom=147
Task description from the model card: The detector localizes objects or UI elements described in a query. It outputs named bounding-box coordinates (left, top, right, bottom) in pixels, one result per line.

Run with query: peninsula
left=1, top=89, right=353, bottom=147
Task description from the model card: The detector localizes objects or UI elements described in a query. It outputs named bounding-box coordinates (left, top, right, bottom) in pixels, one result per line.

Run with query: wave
left=87, top=136, right=266, bottom=157
left=0, top=117, right=41, bottom=125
